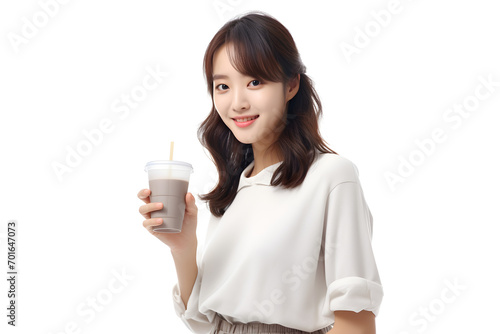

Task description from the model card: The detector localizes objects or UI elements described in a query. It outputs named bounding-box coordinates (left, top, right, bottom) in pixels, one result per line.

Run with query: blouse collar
left=236, top=160, right=284, bottom=193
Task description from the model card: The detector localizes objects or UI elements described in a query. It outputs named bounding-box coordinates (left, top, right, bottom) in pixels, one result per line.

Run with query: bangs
left=225, top=23, right=284, bottom=82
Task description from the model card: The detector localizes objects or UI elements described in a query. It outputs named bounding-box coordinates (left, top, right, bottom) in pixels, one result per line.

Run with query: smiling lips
left=233, top=115, right=259, bottom=127
left=233, top=115, right=259, bottom=122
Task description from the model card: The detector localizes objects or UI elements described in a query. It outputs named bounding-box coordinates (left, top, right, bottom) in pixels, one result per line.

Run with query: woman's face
left=212, top=43, right=298, bottom=147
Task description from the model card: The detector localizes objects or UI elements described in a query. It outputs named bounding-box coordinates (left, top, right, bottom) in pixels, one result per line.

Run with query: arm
left=171, top=241, right=198, bottom=310
left=327, top=310, right=376, bottom=334
left=171, top=239, right=216, bottom=333
left=321, top=172, right=383, bottom=332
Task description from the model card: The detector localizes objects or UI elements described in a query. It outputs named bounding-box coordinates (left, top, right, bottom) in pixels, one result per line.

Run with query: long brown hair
left=197, top=11, right=337, bottom=217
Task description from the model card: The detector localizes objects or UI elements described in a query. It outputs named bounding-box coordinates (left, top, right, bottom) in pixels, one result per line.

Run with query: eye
left=249, top=80, right=261, bottom=87
left=215, top=83, right=229, bottom=91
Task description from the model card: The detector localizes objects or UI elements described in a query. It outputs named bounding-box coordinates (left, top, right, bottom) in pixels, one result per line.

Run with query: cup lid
left=144, top=160, right=193, bottom=172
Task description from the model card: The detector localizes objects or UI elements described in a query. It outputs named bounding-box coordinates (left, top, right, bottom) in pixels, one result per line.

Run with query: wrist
left=171, top=241, right=198, bottom=257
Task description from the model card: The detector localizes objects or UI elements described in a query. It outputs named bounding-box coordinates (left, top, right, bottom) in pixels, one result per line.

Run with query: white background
left=1, top=0, right=499, bottom=333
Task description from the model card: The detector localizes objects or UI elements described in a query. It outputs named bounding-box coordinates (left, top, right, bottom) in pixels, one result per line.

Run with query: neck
left=248, top=143, right=283, bottom=177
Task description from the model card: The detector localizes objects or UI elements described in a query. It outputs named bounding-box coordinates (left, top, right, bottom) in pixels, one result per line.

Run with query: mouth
left=232, top=115, right=259, bottom=122
left=233, top=115, right=259, bottom=127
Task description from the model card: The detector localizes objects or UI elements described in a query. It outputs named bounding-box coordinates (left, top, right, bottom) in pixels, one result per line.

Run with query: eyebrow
left=212, top=74, right=229, bottom=81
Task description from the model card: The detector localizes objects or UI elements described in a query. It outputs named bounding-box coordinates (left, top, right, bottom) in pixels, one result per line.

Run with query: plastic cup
left=144, top=160, right=194, bottom=233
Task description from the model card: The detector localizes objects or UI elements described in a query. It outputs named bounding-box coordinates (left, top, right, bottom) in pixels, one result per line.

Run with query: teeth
left=235, top=116, right=258, bottom=122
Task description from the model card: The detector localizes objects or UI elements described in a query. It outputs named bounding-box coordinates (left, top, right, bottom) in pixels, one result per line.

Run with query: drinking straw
left=168, top=141, right=174, bottom=178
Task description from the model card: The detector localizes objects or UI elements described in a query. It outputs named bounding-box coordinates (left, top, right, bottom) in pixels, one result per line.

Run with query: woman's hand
left=138, top=189, right=198, bottom=253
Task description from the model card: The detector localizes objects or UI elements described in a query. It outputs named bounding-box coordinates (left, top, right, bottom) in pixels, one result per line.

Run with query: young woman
left=138, top=11, right=383, bottom=334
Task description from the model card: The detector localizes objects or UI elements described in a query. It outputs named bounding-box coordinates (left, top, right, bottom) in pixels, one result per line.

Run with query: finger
left=137, top=189, right=151, bottom=204
left=185, top=192, right=198, bottom=217
left=139, top=202, right=163, bottom=218
left=143, top=218, right=163, bottom=230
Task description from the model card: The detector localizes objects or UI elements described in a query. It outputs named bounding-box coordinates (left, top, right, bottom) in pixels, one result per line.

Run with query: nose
left=232, top=88, right=250, bottom=111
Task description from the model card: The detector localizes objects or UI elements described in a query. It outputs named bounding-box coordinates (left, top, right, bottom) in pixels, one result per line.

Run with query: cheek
left=258, top=86, right=285, bottom=107
left=259, top=90, right=286, bottom=114
left=213, top=95, right=227, bottom=114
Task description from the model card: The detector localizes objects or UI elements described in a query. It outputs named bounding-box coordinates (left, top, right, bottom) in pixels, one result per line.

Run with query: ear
left=285, top=74, right=300, bottom=103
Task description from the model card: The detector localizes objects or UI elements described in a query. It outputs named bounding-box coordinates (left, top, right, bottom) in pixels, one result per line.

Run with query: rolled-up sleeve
left=321, top=180, right=384, bottom=318
left=172, top=260, right=215, bottom=333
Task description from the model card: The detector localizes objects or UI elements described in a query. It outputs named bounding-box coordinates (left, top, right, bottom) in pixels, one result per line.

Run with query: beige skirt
left=209, top=313, right=333, bottom=334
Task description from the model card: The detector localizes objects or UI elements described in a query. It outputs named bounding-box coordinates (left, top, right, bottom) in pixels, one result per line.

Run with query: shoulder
left=313, top=153, right=361, bottom=189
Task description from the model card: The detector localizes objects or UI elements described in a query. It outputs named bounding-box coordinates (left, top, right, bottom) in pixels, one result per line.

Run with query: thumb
left=185, top=192, right=198, bottom=215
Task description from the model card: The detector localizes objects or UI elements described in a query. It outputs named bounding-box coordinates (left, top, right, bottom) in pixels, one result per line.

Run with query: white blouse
left=172, top=152, right=384, bottom=333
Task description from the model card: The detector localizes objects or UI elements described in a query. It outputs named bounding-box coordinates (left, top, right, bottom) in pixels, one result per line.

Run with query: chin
left=232, top=134, right=255, bottom=145
left=235, top=138, right=253, bottom=145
